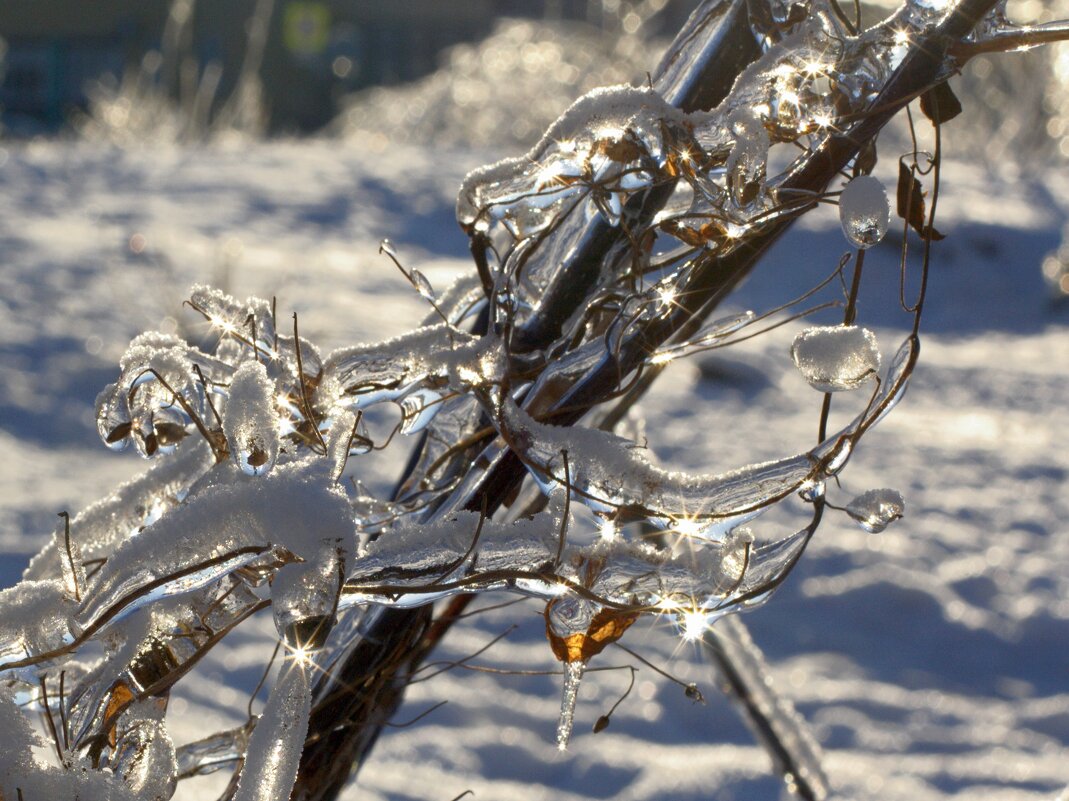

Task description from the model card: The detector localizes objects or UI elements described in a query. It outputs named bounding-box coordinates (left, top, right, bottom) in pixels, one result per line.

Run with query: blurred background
left=0, top=0, right=695, bottom=136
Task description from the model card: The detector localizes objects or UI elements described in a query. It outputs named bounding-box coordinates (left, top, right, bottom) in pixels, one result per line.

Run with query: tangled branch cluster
left=1, top=1, right=1064, bottom=800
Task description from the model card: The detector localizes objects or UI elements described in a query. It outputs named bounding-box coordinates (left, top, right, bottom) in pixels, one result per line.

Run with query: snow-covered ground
left=0, top=128, right=1066, bottom=801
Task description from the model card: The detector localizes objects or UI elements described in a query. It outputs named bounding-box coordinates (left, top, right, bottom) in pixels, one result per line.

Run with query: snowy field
left=0, top=128, right=1067, bottom=800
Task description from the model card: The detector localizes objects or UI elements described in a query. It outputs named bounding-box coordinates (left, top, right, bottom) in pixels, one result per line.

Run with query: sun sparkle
left=657, top=285, right=678, bottom=309
left=679, top=610, right=709, bottom=643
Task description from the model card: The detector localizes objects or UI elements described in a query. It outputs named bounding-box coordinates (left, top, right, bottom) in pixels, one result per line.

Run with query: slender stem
left=952, top=20, right=1069, bottom=59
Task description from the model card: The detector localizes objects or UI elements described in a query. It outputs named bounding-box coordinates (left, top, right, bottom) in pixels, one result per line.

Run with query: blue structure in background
left=0, top=0, right=692, bottom=135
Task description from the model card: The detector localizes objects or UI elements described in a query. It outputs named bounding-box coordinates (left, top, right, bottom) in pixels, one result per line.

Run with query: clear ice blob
left=839, top=175, right=890, bottom=249
left=791, top=325, right=881, bottom=392
left=844, top=488, right=905, bottom=533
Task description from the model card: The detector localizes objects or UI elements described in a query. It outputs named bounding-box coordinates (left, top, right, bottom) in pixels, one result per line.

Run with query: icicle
left=271, top=541, right=345, bottom=651
left=556, top=660, right=586, bottom=750
left=223, top=359, right=280, bottom=476
left=325, top=409, right=357, bottom=479
left=791, top=325, right=881, bottom=392
left=726, top=108, right=769, bottom=208
left=111, top=697, right=178, bottom=801
left=844, top=488, right=905, bottom=533
left=838, top=175, right=890, bottom=249
left=233, top=657, right=312, bottom=801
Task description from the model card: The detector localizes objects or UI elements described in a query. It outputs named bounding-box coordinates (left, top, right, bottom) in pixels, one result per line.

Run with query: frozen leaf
left=791, top=325, right=881, bottom=392
left=919, top=80, right=962, bottom=124
left=844, top=488, right=905, bottom=533
left=546, top=595, right=636, bottom=663
left=897, top=161, right=945, bottom=241
left=839, top=175, right=890, bottom=249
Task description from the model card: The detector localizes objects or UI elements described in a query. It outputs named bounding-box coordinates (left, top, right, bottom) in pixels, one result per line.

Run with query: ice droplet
left=96, top=383, right=133, bottom=451
left=556, top=659, right=586, bottom=750
left=845, top=488, right=905, bottom=533
left=224, top=360, right=279, bottom=476
left=791, top=325, right=881, bottom=392
left=839, top=175, right=890, bottom=249
left=410, top=268, right=437, bottom=304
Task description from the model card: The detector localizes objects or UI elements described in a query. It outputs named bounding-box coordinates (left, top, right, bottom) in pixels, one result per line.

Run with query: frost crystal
left=839, top=175, right=891, bottom=249
left=791, top=326, right=882, bottom=392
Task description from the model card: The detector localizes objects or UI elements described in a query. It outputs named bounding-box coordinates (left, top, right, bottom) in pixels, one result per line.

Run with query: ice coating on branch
left=176, top=726, right=249, bottom=778
left=111, top=697, right=178, bottom=800
left=54, top=514, right=86, bottom=603
left=791, top=326, right=881, bottom=392
left=316, top=324, right=484, bottom=420
left=0, top=580, right=76, bottom=671
left=845, top=488, right=905, bottom=533
left=726, top=108, right=769, bottom=207
left=343, top=512, right=559, bottom=606
left=649, top=310, right=756, bottom=364
left=457, top=85, right=684, bottom=234
left=708, top=615, right=830, bottom=797
left=77, top=459, right=356, bottom=634
left=233, top=658, right=311, bottom=801
left=498, top=397, right=815, bottom=536
left=25, top=438, right=213, bottom=583
left=839, top=175, right=890, bottom=249
left=224, top=360, right=279, bottom=476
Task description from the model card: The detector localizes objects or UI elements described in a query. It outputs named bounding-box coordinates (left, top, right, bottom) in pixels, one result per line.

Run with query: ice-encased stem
left=234, top=657, right=312, bottom=801
left=556, top=659, right=586, bottom=751
left=704, top=615, right=828, bottom=801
